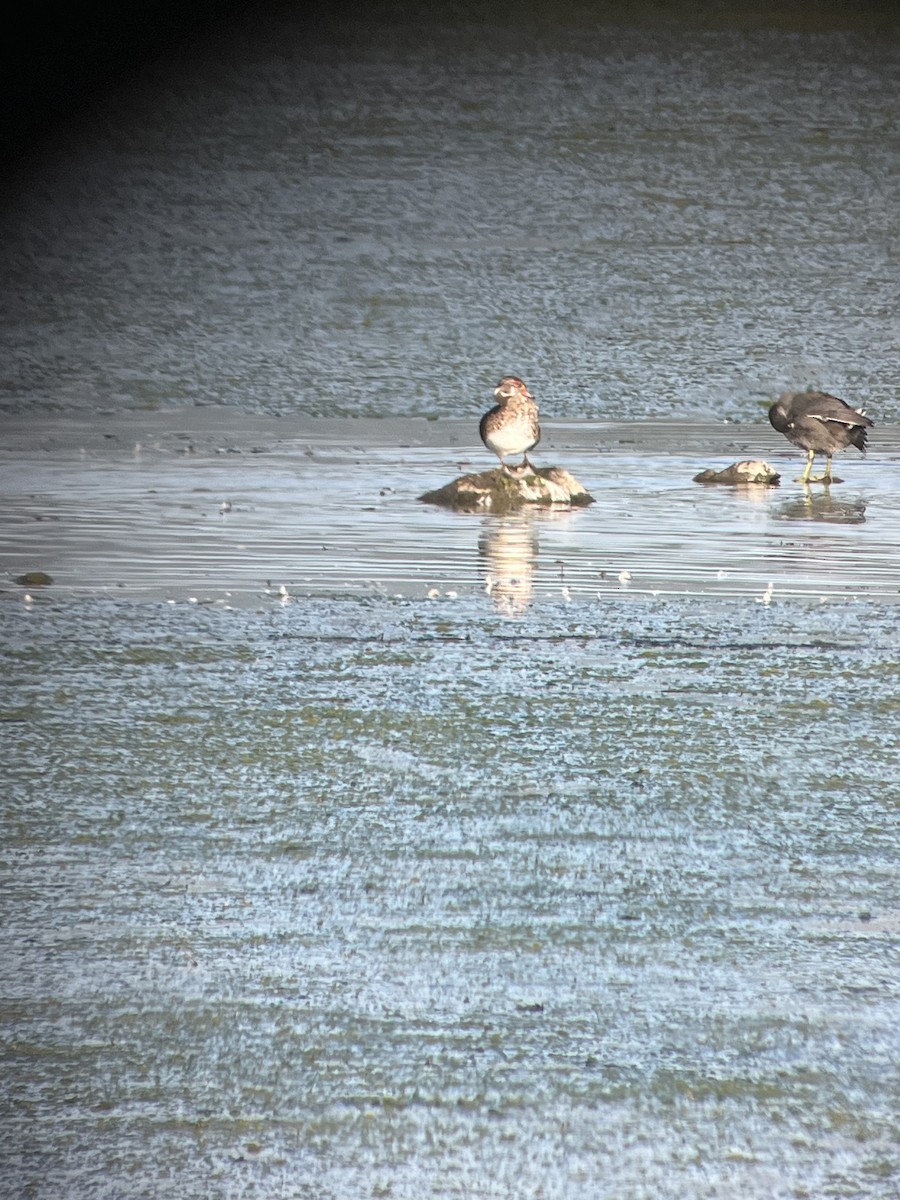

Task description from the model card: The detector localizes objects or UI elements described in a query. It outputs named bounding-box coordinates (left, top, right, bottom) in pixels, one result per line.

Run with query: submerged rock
left=420, top=466, right=594, bottom=513
left=15, top=571, right=53, bottom=586
left=693, top=459, right=780, bottom=486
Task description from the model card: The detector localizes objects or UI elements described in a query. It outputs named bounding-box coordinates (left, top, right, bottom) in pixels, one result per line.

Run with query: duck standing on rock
left=768, top=390, right=874, bottom=484
left=479, top=376, right=541, bottom=476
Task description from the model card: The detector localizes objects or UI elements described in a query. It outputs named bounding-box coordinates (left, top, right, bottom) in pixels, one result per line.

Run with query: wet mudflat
left=2, top=584, right=899, bottom=1199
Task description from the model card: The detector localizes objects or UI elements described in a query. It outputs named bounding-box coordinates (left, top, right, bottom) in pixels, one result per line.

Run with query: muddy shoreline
left=8, top=406, right=900, bottom=459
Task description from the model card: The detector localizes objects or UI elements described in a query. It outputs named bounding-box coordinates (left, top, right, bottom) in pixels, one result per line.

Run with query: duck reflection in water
left=774, top=485, right=866, bottom=525
left=479, top=518, right=539, bottom=614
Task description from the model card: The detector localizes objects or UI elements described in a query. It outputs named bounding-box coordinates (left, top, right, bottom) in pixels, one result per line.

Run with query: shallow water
left=2, top=590, right=899, bottom=1199
left=2, top=410, right=900, bottom=607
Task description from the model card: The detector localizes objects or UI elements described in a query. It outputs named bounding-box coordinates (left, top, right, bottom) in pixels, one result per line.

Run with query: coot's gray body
left=768, top=391, right=873, bottom=484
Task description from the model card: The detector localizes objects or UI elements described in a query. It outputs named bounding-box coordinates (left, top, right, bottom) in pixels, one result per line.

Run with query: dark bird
left=768, top=391, right=873, bottom=484
left=479, top=376, right=541, bottom=475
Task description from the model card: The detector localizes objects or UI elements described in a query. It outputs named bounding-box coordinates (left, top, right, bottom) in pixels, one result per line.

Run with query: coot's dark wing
left=794, top=391, right=870, bottom=426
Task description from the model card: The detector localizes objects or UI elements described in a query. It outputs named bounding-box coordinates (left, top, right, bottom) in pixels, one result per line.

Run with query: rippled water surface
left=1, top=4, right=899, bottom=1196
left=2, top=416, right=900, bottom=1200
left=3, top=410, right=900, bottom=606
left=0, top=2, right=898, bottom=421
left=2, top=590, right=900, bottom=1199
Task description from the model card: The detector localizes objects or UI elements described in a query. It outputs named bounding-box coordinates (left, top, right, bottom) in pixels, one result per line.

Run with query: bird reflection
left=478, top=518, right=539, bottom=614
left=774, top=485, right=866, bottom=524
left=730, top=482, right=778, bottom=507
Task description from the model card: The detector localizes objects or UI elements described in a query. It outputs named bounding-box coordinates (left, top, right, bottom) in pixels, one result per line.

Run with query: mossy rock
left=693, top=459, right=780, bottom=486
left=420, top=466, right=594, bottom=513
left=16, top=571, right=53, bottom=586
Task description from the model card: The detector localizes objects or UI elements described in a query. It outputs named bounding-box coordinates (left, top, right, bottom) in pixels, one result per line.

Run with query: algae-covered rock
left=16, top=571, right=53, bottom=586
left=420, top=466, right=594, bottom=513
left=693, top=460, right=780, bottom=486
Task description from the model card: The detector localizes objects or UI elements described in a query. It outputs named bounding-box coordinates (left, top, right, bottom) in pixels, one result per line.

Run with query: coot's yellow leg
left=809, top=453, right=834, bottom=484
left=796, top=449, right=815, bottom=484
